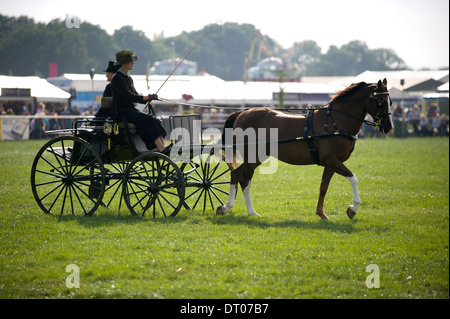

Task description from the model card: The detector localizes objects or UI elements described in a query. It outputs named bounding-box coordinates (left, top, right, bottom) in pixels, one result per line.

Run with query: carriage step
left=46, top=147, right=72, bottom=161
left=183, top=164, right=200, bottom=177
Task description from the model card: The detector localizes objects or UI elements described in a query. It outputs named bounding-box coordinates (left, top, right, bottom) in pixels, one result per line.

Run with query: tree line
left=0, top=14, right=408, bottom=80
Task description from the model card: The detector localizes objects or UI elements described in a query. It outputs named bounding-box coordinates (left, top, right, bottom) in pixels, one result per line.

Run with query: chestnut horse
left=216, top=79, right=393, bottom=219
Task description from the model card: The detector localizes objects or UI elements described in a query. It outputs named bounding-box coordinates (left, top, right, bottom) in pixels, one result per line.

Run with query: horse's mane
left=331, top=82, right=369, bottom=102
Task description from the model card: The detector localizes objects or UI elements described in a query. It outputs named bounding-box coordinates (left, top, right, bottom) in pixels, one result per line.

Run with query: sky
left=1, top=0, right=449, bottom=70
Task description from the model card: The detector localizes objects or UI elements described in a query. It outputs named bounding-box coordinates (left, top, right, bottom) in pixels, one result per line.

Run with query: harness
left=303, top=109, right=321, bottom=165
left=302, top=90, right=391, bottom=165
left=302, top=108, right=358, bottom=165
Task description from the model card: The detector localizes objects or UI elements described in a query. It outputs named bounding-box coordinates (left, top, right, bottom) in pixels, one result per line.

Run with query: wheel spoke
left=60, top=184, right=69, bottom=216
left=39, top=181, right=64, bottom=202
left=209, top=187, right=225, bottom=206
left=48, top=183, right=66, bottom=212
left=192, top=188, right=205, bottom=210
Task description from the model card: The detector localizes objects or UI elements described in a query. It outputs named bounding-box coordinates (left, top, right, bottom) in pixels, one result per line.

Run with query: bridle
left=326, top=89, right=392, bottom=129
left=301, top=85, right=392, bottom=165
left=367, top=90, right=392, bottom=128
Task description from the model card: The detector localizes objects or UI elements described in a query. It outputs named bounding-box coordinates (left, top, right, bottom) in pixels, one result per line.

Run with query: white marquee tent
left=0, top=75, right=71, bottom=103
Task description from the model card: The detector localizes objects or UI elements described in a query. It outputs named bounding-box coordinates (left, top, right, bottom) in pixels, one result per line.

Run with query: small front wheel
left=123, top=153, right=185, bottom=218
left=180, top=152, right=230, bottom=213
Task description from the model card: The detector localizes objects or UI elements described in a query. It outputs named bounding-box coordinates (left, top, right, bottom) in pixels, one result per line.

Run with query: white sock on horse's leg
left=242, top=181, right=260, bottom=217
left=346, top=174, right=360, bottom=216
left=222, top=184, right=237, bottom=214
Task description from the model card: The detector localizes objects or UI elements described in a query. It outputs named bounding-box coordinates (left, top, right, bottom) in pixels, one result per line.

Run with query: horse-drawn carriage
left=31, top=78, right=393, bottom=220
left=30, top=99, right=230, bottom=218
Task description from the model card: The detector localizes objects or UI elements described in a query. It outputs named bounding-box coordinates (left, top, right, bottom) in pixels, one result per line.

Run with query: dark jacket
left=109, top=70, right=166, bottom=149
left=94, top=84, right=113, bottom=117
left=103, top=83, right=112, bottom=98
left=111, top=71, right=145, bottom=109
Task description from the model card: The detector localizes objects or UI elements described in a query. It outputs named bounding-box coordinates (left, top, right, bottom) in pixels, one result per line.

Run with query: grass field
left=0, top=137, right=448, bottom=299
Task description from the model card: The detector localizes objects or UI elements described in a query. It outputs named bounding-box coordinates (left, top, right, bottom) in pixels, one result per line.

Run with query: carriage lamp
left=103, top=122, right=112, bottom=134
left=113, top=123, right=120, bottom=135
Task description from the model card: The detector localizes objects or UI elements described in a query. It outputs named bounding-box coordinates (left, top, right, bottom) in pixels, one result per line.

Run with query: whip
left=155, top=20, right=222, bottom=95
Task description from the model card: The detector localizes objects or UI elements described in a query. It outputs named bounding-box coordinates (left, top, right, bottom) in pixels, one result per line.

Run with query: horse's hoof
left=216, top=206, right=225, bottom=215
left=248, top=211, right=261, bottom=217
left=317, top=212, right=329, bottom=220
left=346, top=207, right=356, bottom=219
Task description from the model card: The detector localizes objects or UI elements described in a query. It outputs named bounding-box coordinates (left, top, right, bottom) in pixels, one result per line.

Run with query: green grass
left=0, top=137, right=448, bottom=299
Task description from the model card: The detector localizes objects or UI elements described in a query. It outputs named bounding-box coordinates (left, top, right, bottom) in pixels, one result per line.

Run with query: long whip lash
left=155, top=21, right=221, bottom=95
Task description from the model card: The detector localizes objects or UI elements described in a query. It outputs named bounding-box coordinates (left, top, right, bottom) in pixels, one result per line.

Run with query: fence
left=1, top=113, right=447, bottom=141
left=0, top=112, right=232, bottom=141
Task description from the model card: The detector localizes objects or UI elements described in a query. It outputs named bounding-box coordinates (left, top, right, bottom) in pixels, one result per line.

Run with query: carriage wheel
left=31, top=136, right=105, bottom=216
left=123, top=153, right=185, bottom=218
left=181, top=152, right=230, bottom=213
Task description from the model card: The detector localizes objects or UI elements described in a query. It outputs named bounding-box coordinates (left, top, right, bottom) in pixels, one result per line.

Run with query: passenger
left=111, top=50, right=171, bottom=155
left=95, top=61, right=117, bottom=117
left=103, top=61, right=118, bottom=98
left=95, top=61, right=118, bottom=118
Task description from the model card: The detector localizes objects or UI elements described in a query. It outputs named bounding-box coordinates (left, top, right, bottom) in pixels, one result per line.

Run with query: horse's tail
left=220, top=111, right=242, bottom=171
left=221, top=111, right=242, bottom=146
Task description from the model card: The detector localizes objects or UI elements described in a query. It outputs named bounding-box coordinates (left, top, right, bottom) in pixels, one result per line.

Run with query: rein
left=329, top=107, right=380, bottom=127
left=157, top=84, right=391, bottom=134
left=302, top=89, right=390, bottom=165
left=327, top=91, right=392, bottom=128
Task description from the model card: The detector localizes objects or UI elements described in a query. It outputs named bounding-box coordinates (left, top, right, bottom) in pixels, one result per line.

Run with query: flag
left=49, top=63, right=58, bottom=77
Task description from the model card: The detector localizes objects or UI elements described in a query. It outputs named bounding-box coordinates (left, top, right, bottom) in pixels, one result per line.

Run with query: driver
left=111, top=50, right=171, bottom=155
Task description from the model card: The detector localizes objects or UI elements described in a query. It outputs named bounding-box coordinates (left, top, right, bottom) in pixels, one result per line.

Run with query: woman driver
left=111, top=49, right=171, bottom=155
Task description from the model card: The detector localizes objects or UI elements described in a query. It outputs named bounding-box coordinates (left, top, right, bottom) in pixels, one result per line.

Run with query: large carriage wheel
left=180, top=151, right=230, bottom=213
left=123, top=153, right=185, bottom=218
left=31, top=136, right=106, bottom=216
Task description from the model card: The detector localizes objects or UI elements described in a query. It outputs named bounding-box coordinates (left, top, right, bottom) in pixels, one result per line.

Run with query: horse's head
left=367, top=78, right=393, bottom=134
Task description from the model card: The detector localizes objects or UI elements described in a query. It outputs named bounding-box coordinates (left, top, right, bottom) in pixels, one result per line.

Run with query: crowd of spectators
left=0, top=103, right=17, bottom=115
left=391, top=103, right=449, bottom=137
left=0, top=101, right=84, bottom=139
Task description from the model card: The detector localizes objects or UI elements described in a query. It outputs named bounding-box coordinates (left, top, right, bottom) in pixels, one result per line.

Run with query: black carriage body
left=72, top=118, right=141, bottom=164
left=31, top=113, right=230, bottom=218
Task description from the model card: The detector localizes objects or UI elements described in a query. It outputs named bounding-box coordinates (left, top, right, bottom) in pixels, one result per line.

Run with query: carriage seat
left=101, top=97, right=113, bottom=109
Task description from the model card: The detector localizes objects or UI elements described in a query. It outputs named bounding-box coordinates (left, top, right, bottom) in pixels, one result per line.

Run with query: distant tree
left=0, top=18, right=91, bottom=76
left=221, top=23, right=262, bottom=80
left=371, top=48, right=407, bottom=70
left=0, top=15, right=34, bottom=41
left=0, top=22, right=46, bottom=75
left=113, top=26, right=153, bottom=74
left=43, top=20, right=93, bottom=75
left=166, top=23, right=262, bottom=80
left=309, top=45, right=355, bottom=76
left=307, top=41, right=407, bottom=76
left=288, top=40, right=322, bottom=76
left=0, top=14, right=410, bottom=78
left=341, top=40, right=372, bottom=74
left=80, top=22, right=120, bottom=72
